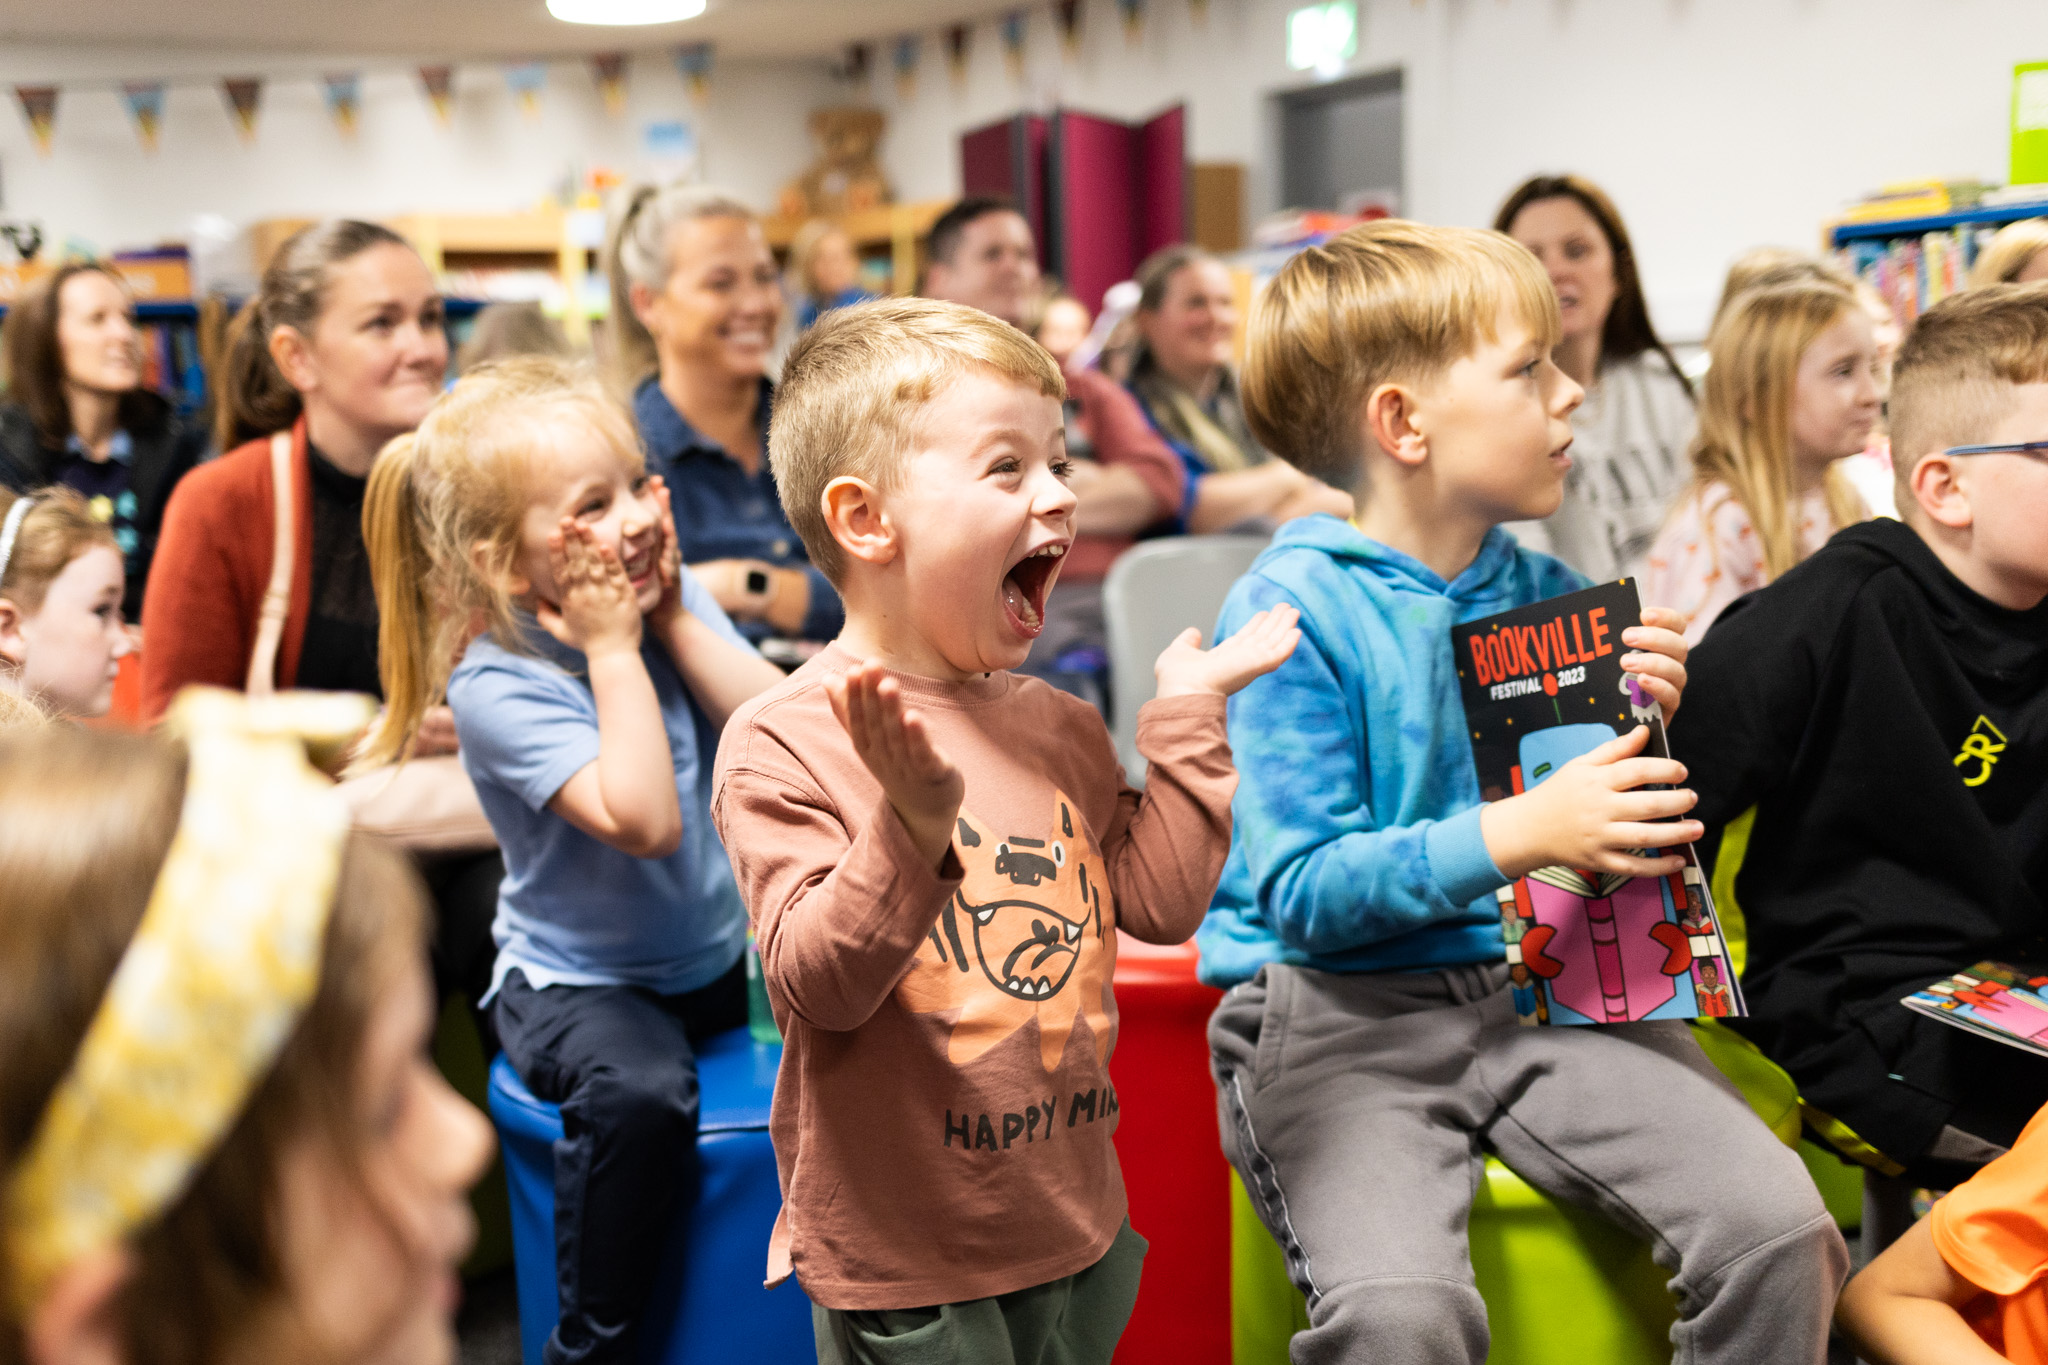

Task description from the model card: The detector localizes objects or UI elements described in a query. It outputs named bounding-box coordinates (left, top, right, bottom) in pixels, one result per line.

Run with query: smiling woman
left=608, top=183, right=844, bottom=652
left=0, top=264, right=208, bottom=620
left=1495, top=174, right=1697, bottom=582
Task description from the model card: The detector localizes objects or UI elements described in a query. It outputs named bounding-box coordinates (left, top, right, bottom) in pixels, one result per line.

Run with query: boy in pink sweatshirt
left=712, top=297, right=1297, bottom=1362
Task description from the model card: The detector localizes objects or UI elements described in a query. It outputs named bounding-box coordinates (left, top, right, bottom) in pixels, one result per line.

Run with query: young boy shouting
left=1675, top=284, right=2048, bottom=1204
left=1203, top=220, right=1847, bottom=1364
left=712, top=297, right=1298, bottom=1362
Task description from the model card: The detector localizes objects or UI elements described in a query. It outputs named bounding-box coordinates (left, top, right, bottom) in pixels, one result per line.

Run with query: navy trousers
left=494, top=960, right=747, bottom=1365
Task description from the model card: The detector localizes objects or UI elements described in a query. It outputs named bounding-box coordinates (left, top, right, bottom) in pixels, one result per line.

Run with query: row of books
left=1835, top=227, right=2001, bottom=329
left=139, top=319, right=207, bottom=419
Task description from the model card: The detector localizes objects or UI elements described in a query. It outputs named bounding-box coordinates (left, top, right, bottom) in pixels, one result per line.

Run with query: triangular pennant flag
left=1188, top=0, right=1209, bottom=24
left=591, top=53, right=629, bottom=117
left=221, top=78, right=262, bottom=143
left=121, top=82, right=165, bottom=154
left=504, top=61, right=546, bottom=121
left=1055, top=0, right=1084, bottom=56
left=323, top=72, right=361, bottom=138
left=15, top=86, right=57, bottom=156
left=892, top=34, right=922, bottom=99
left=946, top=24, right=972, bottom=87
left=674, top=42, right=714, bottom=105
left=841, top=42, right=872, bottom=85
left=1117, top=0, right=1145, bottom=40
left=419, top=65, right=455, bottom=126
left=1000, top=11, right=1029, bottom=79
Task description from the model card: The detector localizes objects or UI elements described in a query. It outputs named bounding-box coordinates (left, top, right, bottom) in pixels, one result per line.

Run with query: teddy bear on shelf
left=778, top=107, right=892, bottom=221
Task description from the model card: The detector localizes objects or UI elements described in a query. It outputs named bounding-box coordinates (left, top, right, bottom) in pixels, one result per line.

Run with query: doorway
left=1274, top=68, right=1404, bottom=214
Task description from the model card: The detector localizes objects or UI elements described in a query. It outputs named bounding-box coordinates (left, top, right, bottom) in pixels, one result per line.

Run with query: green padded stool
left=1229, top=1020, right=1861, bottom=1365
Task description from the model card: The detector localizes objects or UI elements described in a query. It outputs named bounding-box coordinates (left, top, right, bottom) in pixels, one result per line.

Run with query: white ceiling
left=0, top=0, right=1036, bottom=61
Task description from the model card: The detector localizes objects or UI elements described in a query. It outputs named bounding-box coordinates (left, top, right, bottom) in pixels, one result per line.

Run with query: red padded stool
left=1111, top=932, right=1228, bottom=1365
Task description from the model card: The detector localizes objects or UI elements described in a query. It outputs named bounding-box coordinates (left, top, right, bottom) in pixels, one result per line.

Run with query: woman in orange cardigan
left=143, top=220, right=502, bottom=1011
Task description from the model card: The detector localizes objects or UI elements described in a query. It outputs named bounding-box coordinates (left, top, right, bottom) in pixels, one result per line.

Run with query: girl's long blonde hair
left=356, top=356, right=643, bottom=770
left=1685, top=279, right=1868, bottom=582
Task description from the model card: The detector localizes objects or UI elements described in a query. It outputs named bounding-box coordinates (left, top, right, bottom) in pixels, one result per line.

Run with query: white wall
left=856, top=0, right=2048, bottom=339
left=5, top=0, right=2048, bottom=340
left=0, top=44, right=836, bottom=258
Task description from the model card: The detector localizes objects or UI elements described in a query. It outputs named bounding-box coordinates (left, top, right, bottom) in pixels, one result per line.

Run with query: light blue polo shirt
left=449, top=571, right=751, bottom=1001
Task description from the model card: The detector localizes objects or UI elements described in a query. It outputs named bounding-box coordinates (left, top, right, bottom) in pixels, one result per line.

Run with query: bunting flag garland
left=591, top=53, right=628, bottom=116
left=841, top=42, right=872, bottom=85
left=504, top=61, right=546, bottom=120
left=946, top=24, right=972, bottom=87
left=1188, top=0, right=1208, bottom=24
left=1000, top=11, right=1030, bottom=79
left=1117, top=0, right=1145, bottom=40
left=120, top=82, right=165, bottom=153
left=419, top=65, right=455, bottom=125
left=322, top=73, right=361, bottom=138
left=221, top=78, right=261, bottom=143
left=1054, top=0, right=1084, bottom=56
left=15, top=86, right=57, bottom=156
left=892, top=35, right=922, bottom=99
left=674, top=42, right=714, bottom=105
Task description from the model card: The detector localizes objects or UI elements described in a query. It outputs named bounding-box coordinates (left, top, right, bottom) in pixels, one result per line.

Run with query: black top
left=0, top=392, right=207, bottom=621
left=1673, top=517, right=2048, bottom=1168
left=296, top=443, right=382, bottom=698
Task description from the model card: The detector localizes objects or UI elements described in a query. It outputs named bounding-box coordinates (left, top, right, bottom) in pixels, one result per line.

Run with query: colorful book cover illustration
left=1902, top=962, right=2048, bottom=1059
left=1452, top=580, right=1746, bottom=1027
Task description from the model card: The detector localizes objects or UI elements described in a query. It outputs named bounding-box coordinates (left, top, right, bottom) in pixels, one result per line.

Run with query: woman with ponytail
left=360, top=355, right=779, bottom=1365
left=608, top=184, right=842, bottom=656
left=138, top=221, right=505, bottom=1011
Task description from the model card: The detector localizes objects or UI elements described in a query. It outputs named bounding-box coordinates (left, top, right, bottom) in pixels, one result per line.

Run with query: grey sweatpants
left=1210, top=962, right=1848, bottom=1365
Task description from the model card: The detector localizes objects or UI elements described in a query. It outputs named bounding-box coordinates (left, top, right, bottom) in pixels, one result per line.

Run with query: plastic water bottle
left=746, top=931, right=781, bottom=1045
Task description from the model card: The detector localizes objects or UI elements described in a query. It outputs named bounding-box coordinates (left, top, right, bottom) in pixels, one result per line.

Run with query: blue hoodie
left=1198, top=516, right=1587, bottom=988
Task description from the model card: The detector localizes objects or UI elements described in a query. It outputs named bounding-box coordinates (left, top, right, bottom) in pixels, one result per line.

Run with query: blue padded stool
left=487, top=1029, right=814, bottom=1365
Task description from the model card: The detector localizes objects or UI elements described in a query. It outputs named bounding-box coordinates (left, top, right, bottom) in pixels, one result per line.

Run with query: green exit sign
left=1288, top=1, right=1358, bottom=76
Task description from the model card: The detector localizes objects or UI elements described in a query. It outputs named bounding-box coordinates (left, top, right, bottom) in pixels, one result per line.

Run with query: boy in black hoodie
left=1674, top=283, right=2048, bottom=1197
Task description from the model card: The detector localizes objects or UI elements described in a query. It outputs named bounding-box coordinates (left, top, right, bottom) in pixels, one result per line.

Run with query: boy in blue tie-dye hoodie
left=1201, top=220, right=1847, bottom=1365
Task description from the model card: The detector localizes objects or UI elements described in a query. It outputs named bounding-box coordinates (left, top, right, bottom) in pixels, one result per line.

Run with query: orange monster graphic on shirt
left=897, top=789, right=1117, bottom=1072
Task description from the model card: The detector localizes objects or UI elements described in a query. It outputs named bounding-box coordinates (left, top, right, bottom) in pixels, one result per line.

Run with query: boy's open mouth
left=1001, top=542, right=1067, bottom=638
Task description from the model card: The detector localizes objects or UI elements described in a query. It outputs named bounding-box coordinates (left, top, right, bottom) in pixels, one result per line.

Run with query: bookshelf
left=1830, top=199, right=2048, bottom=327
left=761, top=199, right=952, bottom=297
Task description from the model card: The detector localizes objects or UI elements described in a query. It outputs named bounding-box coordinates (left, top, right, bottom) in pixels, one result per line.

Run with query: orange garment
left=1930, top=1103, right=2048, bottom=1362
left=711, top=645, right=1235, bottom=1310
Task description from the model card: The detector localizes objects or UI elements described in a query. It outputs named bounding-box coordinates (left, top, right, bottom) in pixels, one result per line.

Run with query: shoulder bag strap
left=244, top=429, right=296, bottom=699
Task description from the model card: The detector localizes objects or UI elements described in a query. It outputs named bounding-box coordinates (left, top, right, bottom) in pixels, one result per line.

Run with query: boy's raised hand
left=1480, top=723, right=1702, bottom=880
left=827, top=660, right=965, bottom=871
left=1620, top=606, right=1688, bottom=721
left=1153, top=604, right=1303, bottom=700
left=536, top=518, right=643, bottom=657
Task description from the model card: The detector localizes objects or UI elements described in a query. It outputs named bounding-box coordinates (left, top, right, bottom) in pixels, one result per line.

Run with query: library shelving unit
left=761, top=199, right=952, bottom=297
left=1831, top=198, right=2048, bottom=327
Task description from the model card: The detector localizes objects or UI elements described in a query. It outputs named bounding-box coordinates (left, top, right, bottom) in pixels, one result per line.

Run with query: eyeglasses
left=1943, top=439, right=2048, bottom=460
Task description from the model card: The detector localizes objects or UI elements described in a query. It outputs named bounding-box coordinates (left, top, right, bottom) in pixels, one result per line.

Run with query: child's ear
left=1362, top=381, right=1428, bottom=468
left=821, top=476, right=897, bottom=568
left=0, top=597, right=26, bottom=668
left=1907, top=450, right=1974, bottom=531
left=26, top=1244, right=133, bottom=1365
left=472, top=540, right=530, bottom=599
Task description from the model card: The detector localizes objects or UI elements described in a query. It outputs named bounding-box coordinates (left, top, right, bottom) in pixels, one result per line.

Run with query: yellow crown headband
left=3, top=686, right=375, bottom=1313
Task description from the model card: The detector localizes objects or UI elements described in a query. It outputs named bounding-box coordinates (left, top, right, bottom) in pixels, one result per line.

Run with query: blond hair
left=356, top=356, right=643, bottom=769
left=771, top=297, right=1066, bottom=583
left=0, top=487, right=119, bottom=616
left=1968, top=219, right=2048, bottom=289
left=1707, top=248, right=1854, bottom=341
left=1685, top=280, right=1868, bottom=581
left=605, top=183, right=758, bottom=391
left=1888, top=281, right=2048, bottom=486
left=1239, top=219, right=1561, bottom=489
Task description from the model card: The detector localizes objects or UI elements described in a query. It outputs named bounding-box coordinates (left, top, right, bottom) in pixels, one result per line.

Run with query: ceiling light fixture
left=547, top=0, right=705, bottom=25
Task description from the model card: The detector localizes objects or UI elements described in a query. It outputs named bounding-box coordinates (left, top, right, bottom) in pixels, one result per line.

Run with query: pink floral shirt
left=1643, top=483, right=1834, bottom=646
